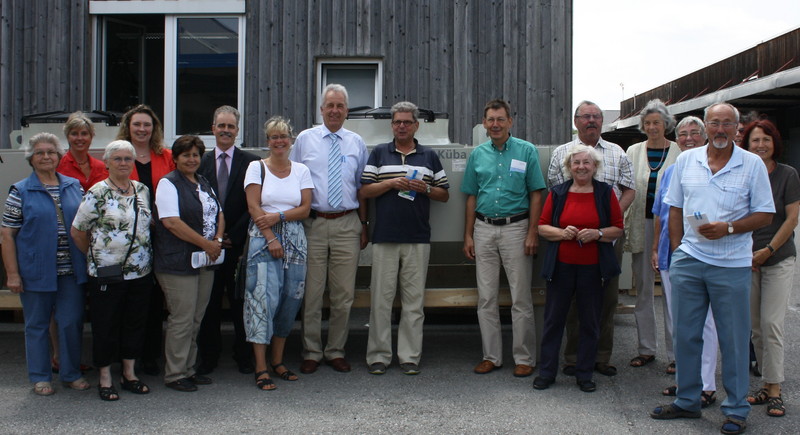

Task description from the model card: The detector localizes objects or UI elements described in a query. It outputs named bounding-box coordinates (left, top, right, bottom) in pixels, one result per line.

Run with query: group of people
left=2, top=86, right=797, bottom=433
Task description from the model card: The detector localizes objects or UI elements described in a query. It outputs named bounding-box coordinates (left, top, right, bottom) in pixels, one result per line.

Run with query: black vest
left=153, top=170, right=219, bottom=275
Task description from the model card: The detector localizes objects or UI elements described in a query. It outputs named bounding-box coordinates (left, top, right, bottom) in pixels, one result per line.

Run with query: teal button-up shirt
left=461, top=135, right=546, bottom=217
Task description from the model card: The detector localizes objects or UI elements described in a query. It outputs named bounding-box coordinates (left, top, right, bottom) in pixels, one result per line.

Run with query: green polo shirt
left=461, top=135, right=545, bottom=217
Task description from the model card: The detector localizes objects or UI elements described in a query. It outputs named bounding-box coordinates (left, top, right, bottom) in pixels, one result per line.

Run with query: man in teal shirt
left=462, top=99, right=546, bottom=378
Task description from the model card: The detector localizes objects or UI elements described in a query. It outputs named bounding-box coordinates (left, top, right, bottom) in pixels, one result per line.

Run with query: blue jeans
left=19, top=275, right=85, bottom=383
left=670, top=250, right=751, bottom=418
left=243, top=235, right=306, bottom=344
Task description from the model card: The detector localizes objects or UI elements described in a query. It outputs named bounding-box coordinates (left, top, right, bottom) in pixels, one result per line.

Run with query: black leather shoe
left=188, top=374, right=212, bottom=385
left=532, top=376, right=555, bottom=390
left=165, top=378, right=197, bottom=392
left=237, top=359, right=255, bottom=374
left=577, top=379, right=597, bottom=392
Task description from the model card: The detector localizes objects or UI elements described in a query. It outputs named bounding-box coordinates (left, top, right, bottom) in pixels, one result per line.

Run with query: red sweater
left=57, top=151, right=108, bottom=192
left=539, top=191, right=623, bottom=264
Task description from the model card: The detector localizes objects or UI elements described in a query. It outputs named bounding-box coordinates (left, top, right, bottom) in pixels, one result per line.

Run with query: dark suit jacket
left=199, top=146, right=260, bottom=260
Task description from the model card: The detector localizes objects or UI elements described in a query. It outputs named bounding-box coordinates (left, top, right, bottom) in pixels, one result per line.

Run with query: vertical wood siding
left=1, top=1, right=571, bottom=148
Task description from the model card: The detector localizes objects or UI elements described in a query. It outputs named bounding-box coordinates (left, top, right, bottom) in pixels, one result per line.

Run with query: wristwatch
left=217, top=237, right=224, bottom=243
left=597, top=229, right=604, bottom=240
left=425, top=184, right=431, bottom=194
left=727, top=222, right=734, bottom=234
left=279, top=211, right=286, bottom=222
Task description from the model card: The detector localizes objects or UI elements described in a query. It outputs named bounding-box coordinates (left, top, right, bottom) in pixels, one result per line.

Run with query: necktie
left=327, top=133, right=343, bottom=209
left=217, top=152, right=229, bottom=207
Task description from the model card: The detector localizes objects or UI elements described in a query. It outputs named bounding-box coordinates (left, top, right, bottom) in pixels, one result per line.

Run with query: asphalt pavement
left=1, top=266, right=799, bottom=434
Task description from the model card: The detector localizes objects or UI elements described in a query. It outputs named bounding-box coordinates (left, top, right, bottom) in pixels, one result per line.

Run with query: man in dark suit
left=196, top=105, right=259, bottom=375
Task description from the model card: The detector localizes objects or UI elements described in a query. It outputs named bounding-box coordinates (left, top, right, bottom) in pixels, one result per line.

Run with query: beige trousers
left=366, top=243, right=430, bottom=366
left=751, top=255, right=796, bottom=384
left=473, top=219, right=535, bottom=366
left=157, top=270, right=215, bottom=383
left=301, top=212, right=362, bottom=361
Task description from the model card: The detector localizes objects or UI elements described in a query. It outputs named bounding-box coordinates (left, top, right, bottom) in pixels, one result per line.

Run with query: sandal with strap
left=662, top=385, right=677, bottom=396
left=98, top=384, right=119, bottom=401
left=120, top=376, right=150, bottom=394
left=630, top=355, right=655, bottom=367
left=767, top=396, right=785, bottom=417
left=33, top=381, right=55, bottom=396
left=720, top=416, right=747, bottom=434
left=271, top=363, right=299, bottom=381
left=746, top=388, right=769, bottom=405
left=254, top=370, right=276, bottom=391
left=701, top=391, right=716, bottom=408
left=665, top=361, right=676, bottom=375
left=63, top=377, right=91, bottom=391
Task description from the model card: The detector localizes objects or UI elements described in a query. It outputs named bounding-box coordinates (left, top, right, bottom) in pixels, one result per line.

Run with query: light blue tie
left=327, top=133, right=343, bottom=209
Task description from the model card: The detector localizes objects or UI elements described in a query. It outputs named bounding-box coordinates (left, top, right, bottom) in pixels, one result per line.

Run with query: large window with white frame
left=91, top=1, right=245, bottom=147
left=315, top=59, right=383, bottom=123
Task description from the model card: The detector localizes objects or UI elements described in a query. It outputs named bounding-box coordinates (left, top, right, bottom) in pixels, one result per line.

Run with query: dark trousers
left=89, top=274, right=152, bottom=367
left=197, top=257, right=249, bottom=366
left=539, top=262, right=604, bottom=382
left=141, top=279, right=164, bottom=363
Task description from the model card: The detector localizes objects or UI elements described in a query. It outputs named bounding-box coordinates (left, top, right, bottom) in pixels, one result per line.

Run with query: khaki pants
left=157, top=270, right=215, bottom=383
left=473, top=219, right=535, bottom=366
left=366, top=243, right=430, bottom=366
left=301, top=212, right=362, bottom=361
left=751, top=255, right=796, bottom=384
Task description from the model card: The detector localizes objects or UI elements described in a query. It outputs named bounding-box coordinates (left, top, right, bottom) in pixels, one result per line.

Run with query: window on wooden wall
left=91, top=1, right=245, bottom=147
left=315, top=59, right=383, bottom=124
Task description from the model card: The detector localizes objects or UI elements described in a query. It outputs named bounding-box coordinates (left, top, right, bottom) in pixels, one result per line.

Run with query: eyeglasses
left=110, top=156, right=134, bottom=163
left=391, top=120, right=416, bottom=127
left=484, top=117, right=508, bottom=124
left=706, top=121, right=738, bottom=129
left=32, top=150, right=59, bottom=157
left=576, top=114, right=602, bottom=121
left=677, top=130, right=703, bottom=138
left=268, top=134, right=291, bottom=141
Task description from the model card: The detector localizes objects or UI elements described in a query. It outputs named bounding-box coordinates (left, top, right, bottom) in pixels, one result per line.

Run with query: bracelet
left=267, top=237, right=278, bottom=245
left=766, top=243, right=776, bottom=254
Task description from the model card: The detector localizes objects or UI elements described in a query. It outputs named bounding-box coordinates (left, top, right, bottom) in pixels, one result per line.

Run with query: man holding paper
left=360, top=101, right=449, bottom=375
left=461, top=99, right=546, bottom=378
left=650, top=103, right=774, bottom=435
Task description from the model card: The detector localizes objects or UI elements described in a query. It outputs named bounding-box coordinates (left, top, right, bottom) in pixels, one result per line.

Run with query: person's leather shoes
left=474, top=360, right=501, bottom=374
left=237, top=359, right=254, bottom=375
left=188, top=374, right=212, bottom=385
left=562, top=365, right=576, bottom=376
left=165, top=378, right=197, bottom=392
left=326, top=358, right=352, bottom=373
left=300, top=359, right=320, bottom=374
left=513, top=364, right=534, bottom=377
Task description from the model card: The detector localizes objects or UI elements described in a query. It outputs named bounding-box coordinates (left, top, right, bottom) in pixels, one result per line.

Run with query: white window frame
left=315, top=58, right=383, bottom=124
left=163, top=15, right=246, bottom=148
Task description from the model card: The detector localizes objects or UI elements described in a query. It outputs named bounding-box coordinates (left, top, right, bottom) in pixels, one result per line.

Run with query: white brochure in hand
left=192, top=249, right=226, bottom=269
left=686, top=212, right=710, bottom=240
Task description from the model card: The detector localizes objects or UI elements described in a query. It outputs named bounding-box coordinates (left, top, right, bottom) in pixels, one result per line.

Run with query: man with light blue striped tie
left=289, top=83, right=369, bottom=374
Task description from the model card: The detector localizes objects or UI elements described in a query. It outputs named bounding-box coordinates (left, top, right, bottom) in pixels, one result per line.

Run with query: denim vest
left=153, top=170, right=219, bottom=275
left=11, top=172, right=87, bottom=291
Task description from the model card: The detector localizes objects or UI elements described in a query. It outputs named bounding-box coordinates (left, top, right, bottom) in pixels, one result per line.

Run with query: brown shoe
left=474, top=360, right=501, bottom=374
left=513, top=364, right=534, bottom=377
left=299, top=359, right=320, bottom=374
left=325, top=358, right=352, bottom=373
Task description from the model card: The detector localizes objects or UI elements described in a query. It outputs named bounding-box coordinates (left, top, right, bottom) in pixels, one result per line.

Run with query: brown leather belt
left=311, top=209, right=355, bottom=219
left=475, top=212, right=528, bottom=226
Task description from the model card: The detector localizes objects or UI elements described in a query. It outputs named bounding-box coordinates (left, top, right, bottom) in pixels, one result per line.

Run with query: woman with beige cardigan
left=625, top=99, right=681, bottom=370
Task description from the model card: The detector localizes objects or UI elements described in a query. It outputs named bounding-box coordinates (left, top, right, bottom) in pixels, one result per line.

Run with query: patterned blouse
left=71, top=181, right=153, bottom=279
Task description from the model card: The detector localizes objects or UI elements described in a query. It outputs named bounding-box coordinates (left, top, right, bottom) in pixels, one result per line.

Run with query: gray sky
left=573, top=0, right=800, bottom=117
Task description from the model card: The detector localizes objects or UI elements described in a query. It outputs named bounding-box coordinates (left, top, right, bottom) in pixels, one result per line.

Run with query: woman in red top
left=534, top=144, right=624, bottom=393
left=116, top=104, right=175, bottom=376
left=57, top=111, right=108, bottom=191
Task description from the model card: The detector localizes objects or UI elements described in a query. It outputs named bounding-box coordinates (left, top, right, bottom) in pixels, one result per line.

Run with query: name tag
left=510, top=159, right=527, bottom=174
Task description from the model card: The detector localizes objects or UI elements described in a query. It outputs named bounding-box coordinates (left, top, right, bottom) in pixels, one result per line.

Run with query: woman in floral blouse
left=71, top=140, right=153, bottom=401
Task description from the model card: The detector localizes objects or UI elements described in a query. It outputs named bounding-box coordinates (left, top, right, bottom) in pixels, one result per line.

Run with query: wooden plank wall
left=244, top=0, right=572, bottom=147
left=0, top=0, right=92, bottom=148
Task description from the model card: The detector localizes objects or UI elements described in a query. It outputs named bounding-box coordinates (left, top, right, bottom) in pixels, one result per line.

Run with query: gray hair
left=103, top=140, right=135, bottom=162
left=23, top=132, right=66, bottom=164
left=637, top=99, right=676, bottom=134
left=391, top=101, right=419, bottom=122
left=704, top=102, right=740, bottom=123
left=561, top=144, right=603, bottom=180
left=321, top=83, right=349, bottom=107
left=675, top=116, right=707, bottom=140
left=574, top=100, right=602, bottom=118
left=212, top=105, right=240, bottom=125
left=63, top=111, right=95, bottom=138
